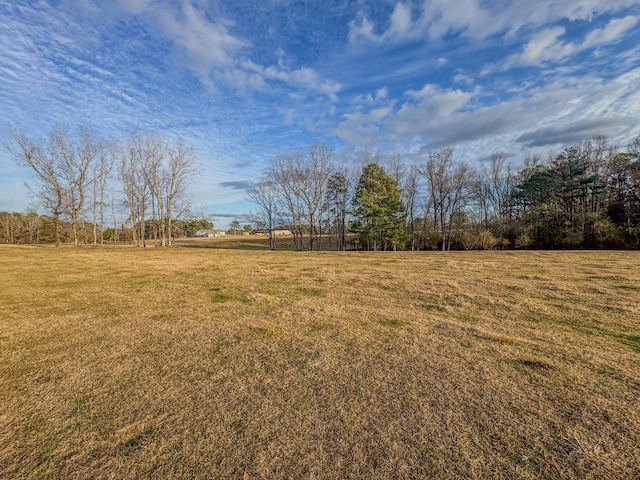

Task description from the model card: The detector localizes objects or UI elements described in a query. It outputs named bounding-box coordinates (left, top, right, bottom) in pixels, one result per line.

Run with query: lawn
left=0, top=244, right=638, bottom=479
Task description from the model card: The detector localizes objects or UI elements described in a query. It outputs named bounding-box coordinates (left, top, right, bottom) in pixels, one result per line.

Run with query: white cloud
left=517, top=118, right=631, bottom=147
left=221, top=69, right=266, bottom=91
left=348, top=3, right=417, bottom=48
left=335, top=84, right=475, bottom=145
left=247, top=61, right=341, bottom=101
left=405, top=84, right=474, bottom=110
left=331, top=66, right=640, bottom=161
left=330, top=103, right=395, bottom=144
left=347, top=0, right=639, bottom=48
left=352, top=87, right=389, bottom=106
left=435, top=57, right=448, bottom=68
left=438, top=70, right=638, bottom=151
left=453, top=73, right=474, bottom=85
left=496, top=26, right=576, bottom=70
left=158, top=1, right=246, bottom=83
left=520, top=27, right=573, bottom=63
left=71, top=0, right=340, bottom=99
left=345, top=105, right=395, bottom=125
left=484, top=14, right=639, bottom=73
left=387, top=3, right=414, bottom=39
left=388, top=85, right=475, bottom=141
left=582, top=15, right=638, bottom=48
left=347, top=14, right=380, bottom=47
left=161, top=4, right=340, bottom=99
left=419, top=0, right=493, bottom=40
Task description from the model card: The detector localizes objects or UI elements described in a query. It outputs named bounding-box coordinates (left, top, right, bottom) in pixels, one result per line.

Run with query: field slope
left=1, top=246, right=639, bottom=479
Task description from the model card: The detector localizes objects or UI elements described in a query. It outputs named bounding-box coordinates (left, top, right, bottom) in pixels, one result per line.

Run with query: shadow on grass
left=173, top=235, right=341, bottom=251
left=173, top=237, right=274, bottom=250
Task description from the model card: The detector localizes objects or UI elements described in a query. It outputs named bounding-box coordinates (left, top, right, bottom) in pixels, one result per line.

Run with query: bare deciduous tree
left=356, top=148, right=383, bottom=168
left=248, top=178, right=280, bottom=250
left=422, top=148, right=470, bottom=250
left=118, top=133, right=195, bottom=247
left=61, top=126, right=101, bottom=247
left=267, top=143, right=333, bottom=250
left=118, top=139, right=143, bottom=246
left=485, top=153, right=515, bottom=225
left=471, top=153, right=515, bottom=229
left=6, top=128, right=64, bottom=245
left=138, top=132, right=168, bottom=245
left=6, top=126, right=101, bottom=247
left=386, top=148, right=406, bottom=186
left=324, top=171, right=350, bottom=251
left=91, top=143, right=114, bottom=246
left=269, top=151, right=306, bottom=250
left=387, top=150, right=421, bottom=250
left=306, top=143, right=334, bottom=250
left=403, top=165, right=419, bottom=251
left=165, top=139, right=196, bottom=246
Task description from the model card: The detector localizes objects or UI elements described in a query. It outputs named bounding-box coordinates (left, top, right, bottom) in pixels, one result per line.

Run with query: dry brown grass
left=0, top=243, right=639, bottom=479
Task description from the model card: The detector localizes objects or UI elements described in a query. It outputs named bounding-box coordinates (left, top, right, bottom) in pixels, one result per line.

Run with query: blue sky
left=1, top=0, right=640, bottom=228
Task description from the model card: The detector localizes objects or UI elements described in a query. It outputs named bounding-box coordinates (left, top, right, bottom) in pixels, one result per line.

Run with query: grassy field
left=1, top=241, right=639, bottom=479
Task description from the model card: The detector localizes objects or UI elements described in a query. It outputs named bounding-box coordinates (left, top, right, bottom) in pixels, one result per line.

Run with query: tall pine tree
left=352, top=163, right=407, bottom=251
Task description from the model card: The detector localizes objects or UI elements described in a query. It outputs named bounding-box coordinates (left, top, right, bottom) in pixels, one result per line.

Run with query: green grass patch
left=378, top=318, right=408, bottom=327
left=618, top=335, right=640, bottom=353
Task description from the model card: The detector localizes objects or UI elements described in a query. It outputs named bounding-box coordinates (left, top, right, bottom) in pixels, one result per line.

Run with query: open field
left=174, top=234, right=343, bottom=251
left=1, top=244, right=639, bottom=479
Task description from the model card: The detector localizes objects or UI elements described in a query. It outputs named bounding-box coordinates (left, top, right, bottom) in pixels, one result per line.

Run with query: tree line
left=249, top=135, right=640, bottom=250
left=4, top=125, right=639, bottom=250
left=3, top=126, right=198, bottom=246
left=0, top=212, right=213, bottom=245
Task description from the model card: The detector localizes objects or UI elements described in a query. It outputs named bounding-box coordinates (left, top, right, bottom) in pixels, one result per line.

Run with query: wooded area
left=250, top=135, right=640, bottom=250
left=3, top=126, right=640, bottom=250
left=3, top=126, right=199, bottom=246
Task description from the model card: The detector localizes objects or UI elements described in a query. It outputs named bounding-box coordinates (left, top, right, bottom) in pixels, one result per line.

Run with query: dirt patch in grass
left=513, top=358, right=555, bottom=371
left=0, top=247, right=639, bottom=479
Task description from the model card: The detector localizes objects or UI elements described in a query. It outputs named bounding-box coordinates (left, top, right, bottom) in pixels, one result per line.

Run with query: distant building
left=251, top=228, right=292, bottom=236
left=195, top=229, right=226, bottom=237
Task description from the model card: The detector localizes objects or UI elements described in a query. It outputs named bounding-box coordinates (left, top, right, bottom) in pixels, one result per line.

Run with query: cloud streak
left=348, top=0, right=639, bottom=47
left=484, top=15, right=639, bottom=72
